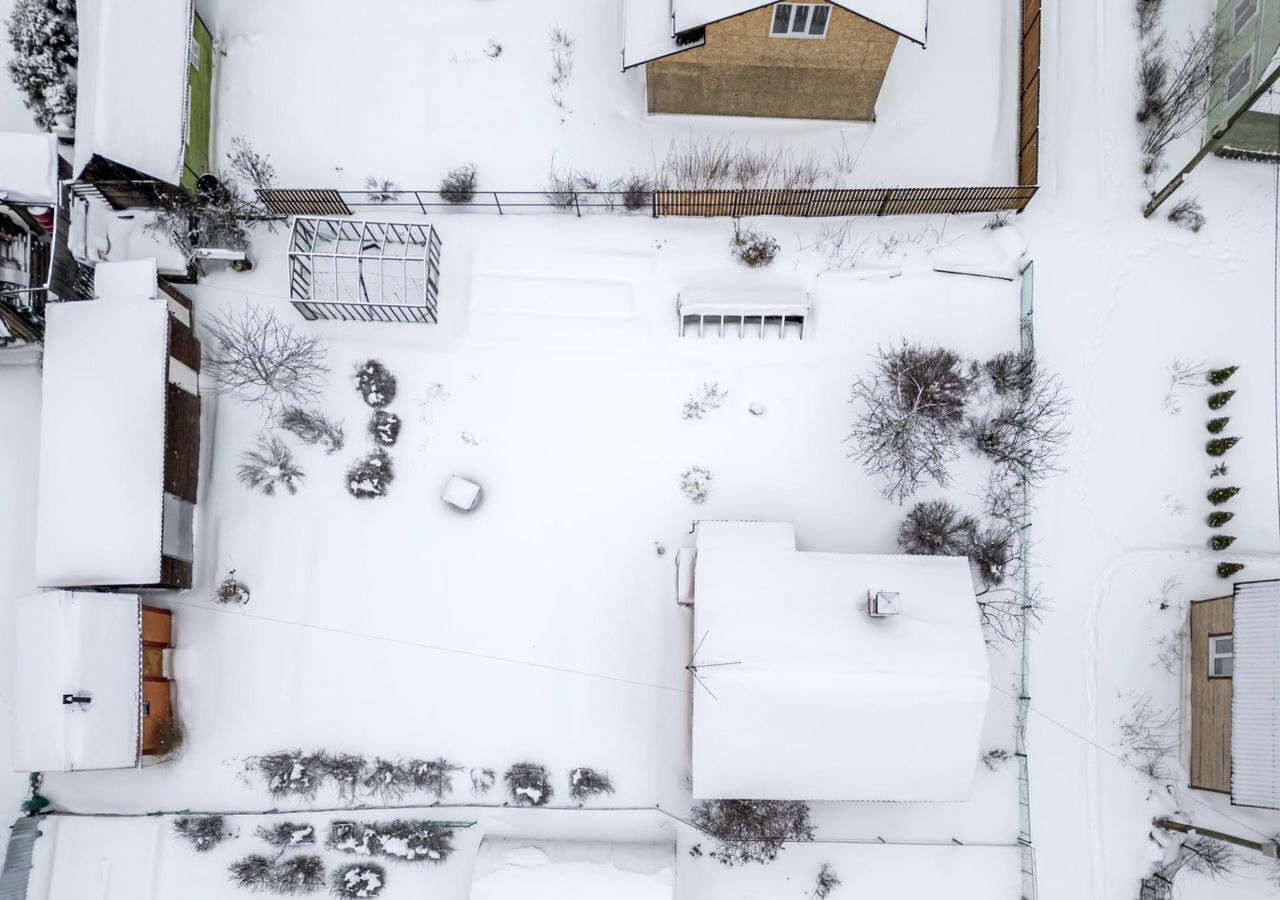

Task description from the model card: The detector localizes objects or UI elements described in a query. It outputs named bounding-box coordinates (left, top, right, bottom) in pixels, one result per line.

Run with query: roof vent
left=868, top=590, right=900, bottom=618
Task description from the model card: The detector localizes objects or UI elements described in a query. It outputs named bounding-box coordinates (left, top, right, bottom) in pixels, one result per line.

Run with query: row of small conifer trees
left=1202, top=366, right=1244, bottom=578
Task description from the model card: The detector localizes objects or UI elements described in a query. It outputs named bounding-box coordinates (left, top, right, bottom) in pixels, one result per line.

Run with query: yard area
left=202, top=0, right=1019, bottom=193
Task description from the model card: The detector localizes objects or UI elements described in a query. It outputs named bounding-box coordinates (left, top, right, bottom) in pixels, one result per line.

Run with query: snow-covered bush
left=1207, top=390, right=1234, bottom=410
left=406, top=757, right=460, bottom=801
left=966, top=353, right=1068, bottom=485
left=1207, top=511, right=1234, bottom=528
left=683, top=383, right=728, bottom=420
left=227, top=138, right=277, bottom=193
left=896, top=499, right=977, bottom=556
left=982, top=351, right=1035, bottom=397
left=439, top=165, right=477, bottom=204
left=1167, top=197, right=1206, bottom=232
left=257, top=822, right=317, bottom=848
left=273, top=856, right=325, bottom=896
left=505, top=762, right=554, bottom=806
left=355, top=360, right=397, bottom=409
left=174, top=815, right=229, bottom=852
left=966, top=525, right=1015, bottom=589
left=679, top=466, right=714, bottom=505
left=1206, top=437, right=1239, bottom=457
left=363, top=177, right=399, bottom=205
left=153, top=717, right=185, bottom=756
left=813, top=863, right=841, bottom=899
left=730, top=222, right=779, bottom=268
left=1218, top=562, right=1246, bottom=579
left=690, top=799, right=814, bottom=866
left=568, top=767, right=614, bottom=802
left=5, top=0, right=77, bottom=129
left=368, top=410, right=401, bottom=447
left=615, top=172, right=653, bottom=211
left=470, top=767, right=496, bottom=796
left=982, top=749, right=1012, bottom=771
left=150, top=177, right=265, bottom=266
left=1206, top=416, right=1229, bottom=434
left=204, top=307, right=328, bottom=409
left=331, top=864, right=385, bottom=898
left=238, top=434, right=305, bottom=496
left=216, top=569, right=252, bottom=605
left=360, top=758, right=411, bottom=802
left=279, top=407, right=345, bottom=454
left=346, top=449, right=394, bottom=500
left=229, top=855, right=275, bottom=891
left=1208, top=534, right=1236, bottom=551
left=254, top=751, right=327, bottom=800
left=319, top=753, right=367, bottom=803
left=1207, top=486, right=1239, bottom=505
left=1206, top=365, right=1237, bottom=386
left=328, top=820, right=455, bottom=864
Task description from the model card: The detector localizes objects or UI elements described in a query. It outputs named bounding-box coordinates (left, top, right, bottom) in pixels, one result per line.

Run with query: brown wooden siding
left=80, top=155, right=187, bottom=210
left=141, top=677, right=173, bottom=755
left=1190, top=595, right=1234, bottom=793
left=158, top=555, right=193, bottom=591
left=647, top=4, right=898, bottom=121
left=164, top=383, right=201, bottom=503
left=1018, top=0, right=1041, bottom=187
left=167, top=313, right=201, bottom=373
left=141, top=605, right=173, bottom=648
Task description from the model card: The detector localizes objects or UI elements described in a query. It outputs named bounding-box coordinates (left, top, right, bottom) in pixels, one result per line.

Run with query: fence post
left=493, top=192, right=503, bottom=215
left=876, top=189, right=892, bottom=217
left=415, top=191, right=427, bottom=215
left=574, top=192, right=582, bottom=218
left=651, top=191, right=658, bottom=218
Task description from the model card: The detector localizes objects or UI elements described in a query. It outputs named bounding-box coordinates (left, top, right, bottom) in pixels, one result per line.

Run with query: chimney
left=867, top=590, right=900, bottom=618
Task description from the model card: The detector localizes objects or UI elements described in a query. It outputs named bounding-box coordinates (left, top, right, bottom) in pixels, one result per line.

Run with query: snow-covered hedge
left=5, top=0, right=77, bottom=129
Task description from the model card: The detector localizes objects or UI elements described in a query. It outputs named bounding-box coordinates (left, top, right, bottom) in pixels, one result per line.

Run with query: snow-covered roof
left=690, top=521, right=990, bottom=801
left=35, top=259, right=171, bottom=588
left=72, top=0, right=194, bottom=184
left=10, top=591, right=143, bottom=772
left=0, top=132, right=59, bottom=204
left=470, top=839, right=676, bottom=900
left=625, top=0, right=928, bottom=69
left=1231, top=579, right=1280, bottom=808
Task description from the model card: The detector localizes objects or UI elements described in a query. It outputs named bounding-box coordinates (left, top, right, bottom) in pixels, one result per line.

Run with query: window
left=1233, top=0, right=1259, bottom=39
left=770, top=3, right=831, bottom=39
left=142, top=700, right=152, bottom=718
left=1227, top=51, right=1254, bottom=102
left=1209, top=634, right=1234, bottom=677
left=189, top=33, right=200, bottom=71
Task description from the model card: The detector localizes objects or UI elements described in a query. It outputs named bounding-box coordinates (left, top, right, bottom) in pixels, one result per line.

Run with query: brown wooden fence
left=1019, top=0, right=1042, bottom=187
left=258, top=189, right=352, bottom=217
left=655, top=185, right=1038, bottom=217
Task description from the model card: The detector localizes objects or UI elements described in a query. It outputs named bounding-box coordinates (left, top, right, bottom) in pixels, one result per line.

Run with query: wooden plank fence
left=258, top=189, right=352, bottom=217
left=655, top=186, right=1038, bottom=217
left=1019, top=0, right=1042, bottom=187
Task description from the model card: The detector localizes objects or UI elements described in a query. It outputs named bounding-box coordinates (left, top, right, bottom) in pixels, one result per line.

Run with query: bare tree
left=204, top=306, right=328, bottom=409
left=847, top=343, right=976, bottom=503
left=227, top=137, right=277, bottom=193
left=691, top=799, right=814, bottom=866
left=812, top=862, right=841, bottom=899
left=897, top=499, right=978, bottom=556
left=1138, top=26, right=1225, bottom=164
left=1159, top=835, right=1239, bottom=881
left=966, top=352, right=1069, bottom=485
left=1118, top=691, right=1179, bottom=781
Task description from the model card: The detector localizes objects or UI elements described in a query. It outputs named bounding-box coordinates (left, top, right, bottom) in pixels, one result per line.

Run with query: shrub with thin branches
left=1168, top=196, right=1206, bottom=232
left=568, top=767, right=615, bottom=802
left=227, top=138, right=277, bottom=193
left=897, top=499, right=978, bottom=556
left=368, top=410, right=401, bottom=447
left=362, top=176, right=399, bottom=205
left=279, top=407, right=345, bottom=453
left=204, top=306, right=328, bottom=409
left=405, top=758, right=460, bottom=801
left=679, top=466, right=713, bottom=505
left=174, top=815, right=229, bottom=852
left=812, top=862, right=841, bottom=899
left=216, top=569, right=251, bottom=605
left=730, top=221, right=780, bottom=267
left=257, top=822, right=317, bottom=848
left=690, top=799, right=814, bottom=866
left=505, top=762, right=554, bottom=806
left=253, top=750, right=327, bottom=800
left=319, top=753, right=367, bottom=803
left=346, top=449, right=394, bottom=500
left=331, top=863, right=385, bottom=898
left=274, top=856, right=325, bottom=896
left=238, top=433, right=305, bottom=496
left=229, top=855, right=275, bottom=891
left=439, top=165, right=477, bottom=204
left=360, top=758, right=412, bottom=802
left=355, top=360, right=397, bottom=409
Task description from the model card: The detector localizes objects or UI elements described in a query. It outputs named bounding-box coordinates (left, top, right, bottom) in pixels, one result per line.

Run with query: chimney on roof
left=867, top=590, right=900, bottom=618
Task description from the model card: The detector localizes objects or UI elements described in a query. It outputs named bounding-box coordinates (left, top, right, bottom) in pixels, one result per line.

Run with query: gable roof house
left=1189, top=579, right=1280, bottom=807
left=73, top=0, right=214, bottom=208
left=683, top=521, right=991, bottom=802
left=34, top=259, right=201, bottom=591
left=10, top=591, right=177, bottom=771
left=1204, top=0, right=1280, bottom=161
left=623, top=1, right=928, bottom=121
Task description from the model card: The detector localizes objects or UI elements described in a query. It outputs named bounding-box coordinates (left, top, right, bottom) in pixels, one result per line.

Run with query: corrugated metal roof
left=0, top=818, right=43, bottom=900
left=1231, top=579, right=1280, bottom=808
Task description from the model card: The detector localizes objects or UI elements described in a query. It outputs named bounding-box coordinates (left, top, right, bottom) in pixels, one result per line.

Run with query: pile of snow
left=469, top=839, right=675, bottom=900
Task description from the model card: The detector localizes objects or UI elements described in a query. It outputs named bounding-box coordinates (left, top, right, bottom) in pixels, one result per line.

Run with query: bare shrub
left=1118, top=692, right=1178, bottom=780
left=683, top=383, right=728, bottom=420
left=982, top=749, right=1012, bottom=771
left=985, top=212, right=1011, bottom=230
left=568, top=767, right=615, bottom=802
left=679, top=466, right=714, bottom=505
left=279, top=407, right=344, bottom=454
left=329, top=820, right=455, bottom=863
left=967, top=524, right=1016, bottom=588
left=614, top=172, right=653, bottom=211
left=658, top=136, right=829, bottom=191
left=812, top=862, right=841, bottom=899
left=216, top=569, right=251, bottom=605
left=983, top=351, right=1036, bottom=397
left=730, top=221, right=779, bottom=267
left=149, top=177, right=264, bottom=265
left=966, top=352, right=1069, bottom=485
left=363, top=177, right=400, bottom=205
left=257, top=822, right=317, bottom=848
left=229, top=854, right=275, bottom=891
left=897, top=499, right=978, bottom=556
left=174, top=815, right=229, bottom=852
left=354, top=360, right=397, bottom=409
left=227, top=138, right=277, bottom=193
left=1151, top=834, right=1239, bottom=889
left=331, top=863, right=385, bottom=898
left=505, top=762, right=554, bottom=806
left=361, top=758, right=412, bottom=803
left=238, top=433, right=305, bottom=496
left=810, top=222, right=870, bottom=270
left=483, top=38, right=502, bottom=58
left=368, top=410, right=402, bottom=447
left=204, top=306, right=328, bottom=409
left=319, top=753, right=367, bottom=803
left=346, top=449, right=394, bottom=500
left=549, top=25, right=575, bottom=111
left=690, top=799, right=814, bottom=866
left=405, top=758, right=460, bottom=801
left=847, top=343, right=975, bottom=503
left=253, top=750, right=327, bottom=800
left=1168, top=196, right=1206, bottom=232
left=439, top=164, right=477, bottom=204
left=1138, top=26, right=1224, bottom=164
left=1136, top=0, right=1164, bottom=37
left=274, top=856, right=325, bottom=896
left=470, top=767, right=496, bottom=796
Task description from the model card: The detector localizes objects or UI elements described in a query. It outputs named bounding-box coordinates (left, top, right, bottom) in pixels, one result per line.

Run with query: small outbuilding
left=684, top=520, right=990, bottom=801
left=623, top=1, right=929, bottom=121
left=1189, top=579, right=1280, bottom=807
left=469, top=838, right=675, bottom=900
left=11, top=591, right=176, bottom=771
left=34, top=259, right=201, bottom=590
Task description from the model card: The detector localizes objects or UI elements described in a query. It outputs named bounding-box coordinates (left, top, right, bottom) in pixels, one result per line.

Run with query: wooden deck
left=1190, top=595, right=1234, bottom=793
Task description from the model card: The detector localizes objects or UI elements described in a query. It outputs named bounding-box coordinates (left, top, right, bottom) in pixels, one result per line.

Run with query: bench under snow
left=678, top=289, right=810, bottom=339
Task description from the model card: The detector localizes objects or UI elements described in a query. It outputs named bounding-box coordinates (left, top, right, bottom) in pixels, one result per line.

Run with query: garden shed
left=34, top=259, right=201, bottom=590
left=469, top=838, right=675, bottom=900
left=287, top=216, right=442, bottom=323
left=10, top=591, right=176, bottom=771
left=685, top=520, right=990, bottom=801
left=73, top=0, right=214, bottom=205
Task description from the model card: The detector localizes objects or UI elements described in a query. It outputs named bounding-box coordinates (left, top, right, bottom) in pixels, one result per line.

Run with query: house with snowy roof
left=622, top=0, right=928, bottom=120
left=10, top=591, right=177, bottom=771
left=680, top=521, right=991, bottom=802
left=72, top=0, right=214, bottom=207
left=1188, top=579, right=1280, bottom=808
left=34, top=259, right=201, bottom=591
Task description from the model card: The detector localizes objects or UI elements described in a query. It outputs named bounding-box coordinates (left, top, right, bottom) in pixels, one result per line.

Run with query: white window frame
left=770, top=3, right=832, bottom=39
left=1209, top=634, right=1234, bottom=677
left=1227, top=50, right=1255, bottom=103
left=189, top=33, right=200, bottom=71
left=1233, top=0, right=1259, bottom=39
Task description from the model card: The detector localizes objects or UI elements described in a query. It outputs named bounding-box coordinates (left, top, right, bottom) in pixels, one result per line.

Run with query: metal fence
left=1017, top=260, right=1038, bottom=900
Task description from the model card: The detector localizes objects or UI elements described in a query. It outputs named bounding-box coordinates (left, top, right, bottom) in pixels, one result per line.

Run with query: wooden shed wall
left=646, top=3, right=899, bottom=121
left=1190, top=595, right=1234, bottom=794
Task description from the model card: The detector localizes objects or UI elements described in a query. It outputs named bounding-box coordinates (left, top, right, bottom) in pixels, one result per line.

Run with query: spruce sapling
left=1208, top=390, right=1235, bottom=410
left=1207, top=417, right=1229, bottom=434
left=1206, top=366, right=1237, bottom=386
left=1209, top=535, right=1236, bottom=551
left=1206, top=437, right=1240, bottom=456
left=1217, top=562, right=1246, bottom=579
left=1208, top=511, right=1234, bottom=528
left=1208, top=486, right=1240, bottom=505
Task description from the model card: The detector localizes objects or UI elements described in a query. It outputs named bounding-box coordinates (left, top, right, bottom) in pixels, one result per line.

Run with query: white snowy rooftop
left=10, top=591, right=143, bottom=772
left=35, top=259, right=170, bottom=588
left=625, top=0, right=928, bottom=69
left=0, top=131, right=59, bottom=204
left=470, top=839, right=676, bottom=900
left=690, top=521, right=990, bottom=801
left=1231, top=579, right=1280, bottom=808
left=73, top=0, right=193, bottom=184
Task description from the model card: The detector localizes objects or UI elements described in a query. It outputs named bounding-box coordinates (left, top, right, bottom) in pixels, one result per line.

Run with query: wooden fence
left=258, top=189, right=352, bottom=217
left=654, top=186, right=1038, bottom=217
left=1019, top=0, right=1042, bottom=188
